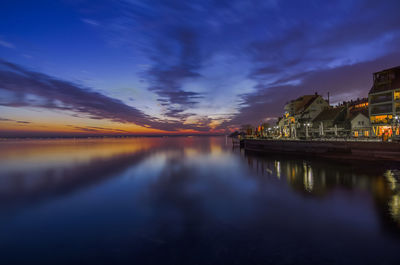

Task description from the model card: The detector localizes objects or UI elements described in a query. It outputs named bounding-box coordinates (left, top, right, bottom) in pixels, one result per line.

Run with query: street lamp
left=304, top=123, right=311, bottom=139
left=394, top=115, right=400, bottom=137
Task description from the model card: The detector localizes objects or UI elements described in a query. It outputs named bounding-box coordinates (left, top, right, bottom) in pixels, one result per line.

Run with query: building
left=311, top=106, right=347, bottom=137
left=280, top=93, right=330, bottom=138
left=346, top=98, right=371, bottom=138
left=368, top=66, right=400, bottom=138
left=350, top=112, right=371, bottom=138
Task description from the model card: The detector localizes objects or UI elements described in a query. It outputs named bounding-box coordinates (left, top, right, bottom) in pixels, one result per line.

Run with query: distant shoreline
left=0, top=134, right=226, bottom=140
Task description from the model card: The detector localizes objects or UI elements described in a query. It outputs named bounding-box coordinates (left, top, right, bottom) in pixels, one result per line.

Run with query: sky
left=1, top=0, right=400, bottom=136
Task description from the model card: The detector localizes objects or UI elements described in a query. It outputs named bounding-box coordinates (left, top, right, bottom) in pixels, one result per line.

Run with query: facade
left=350, top=112, right=371, bottom=138
left=347, top=98, right=371, bottom=138
left=368, top=66, right=400, bottom=138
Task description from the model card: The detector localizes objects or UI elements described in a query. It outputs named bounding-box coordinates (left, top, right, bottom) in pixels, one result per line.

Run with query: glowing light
left=385, top=170, right=398, bottom=190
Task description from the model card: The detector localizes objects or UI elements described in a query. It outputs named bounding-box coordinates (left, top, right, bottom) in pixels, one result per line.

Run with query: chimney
left=327, top=92, right=330, bottom=105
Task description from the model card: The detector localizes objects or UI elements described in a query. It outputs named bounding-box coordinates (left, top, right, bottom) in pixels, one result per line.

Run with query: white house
left=350, top=112, right=371, bottom=137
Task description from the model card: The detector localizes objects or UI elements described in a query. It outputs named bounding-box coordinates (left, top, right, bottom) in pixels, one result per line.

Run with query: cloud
left=0, top=117, right=30, bottom=124
left=81, top=18, right=100, bottom=26
left=0, top=60, right=211, bottom=132
left=0, top=39, right=15, bottom=49
left=67, top=125, right=130, bottom=133
left=144, top=27, right=204, bottom=119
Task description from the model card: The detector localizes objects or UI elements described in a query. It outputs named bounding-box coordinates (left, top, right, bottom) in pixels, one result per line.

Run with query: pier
left=242, top=138, right=400, bottom=162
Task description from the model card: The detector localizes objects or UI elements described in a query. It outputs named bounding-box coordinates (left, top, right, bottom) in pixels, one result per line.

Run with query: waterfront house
left=350, top=111, right=371, bottom=138
left=280, top=93, right=329, bottom=138
left=368, top=66, right=400, bottom=138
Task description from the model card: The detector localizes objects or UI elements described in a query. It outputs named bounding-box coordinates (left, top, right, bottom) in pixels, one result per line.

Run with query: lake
left=0, top=136, right=400, bottom=264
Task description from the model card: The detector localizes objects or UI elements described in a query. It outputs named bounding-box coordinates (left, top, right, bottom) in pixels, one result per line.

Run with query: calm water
left=1, top=137, right=400, bottom=265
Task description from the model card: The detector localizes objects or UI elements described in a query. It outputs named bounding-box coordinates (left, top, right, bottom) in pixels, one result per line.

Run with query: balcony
left=371, top=104, right=393, bottom=115
left=370, top=95, right=392, bottom=104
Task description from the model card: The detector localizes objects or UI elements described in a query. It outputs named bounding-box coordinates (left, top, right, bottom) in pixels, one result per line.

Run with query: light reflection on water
left=0, top=137, right=400, bottom=264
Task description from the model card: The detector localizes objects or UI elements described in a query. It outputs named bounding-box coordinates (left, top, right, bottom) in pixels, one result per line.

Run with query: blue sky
left=1, top=0, right=400, bottom=135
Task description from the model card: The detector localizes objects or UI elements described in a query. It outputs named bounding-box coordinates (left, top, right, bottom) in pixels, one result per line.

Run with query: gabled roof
left=312, top=107, right=345, bottom=123
left=292, top=94, right=325, bottom=114
left=302, top=95, right=319, bottom=112
left=349, top=109, right=369, bottom=121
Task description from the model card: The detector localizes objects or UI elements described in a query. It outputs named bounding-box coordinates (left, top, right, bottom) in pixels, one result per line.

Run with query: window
left=364, top=131, right=369, bottom=137
left=395, top=91, right=400, bottom=101
left=370, top=115, right=392, bottom=124
left=354, top=131, right=359, bottom=137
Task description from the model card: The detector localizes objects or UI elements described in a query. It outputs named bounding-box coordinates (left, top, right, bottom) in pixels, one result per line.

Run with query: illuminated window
left=354, top=131, right=359, bottom=137
left=354, top=103, right=368, bottom=109
left=395, top=91, right=400, bottom=100
left=364, top=131, right=369, bottom=137
left=370, top=115, right=393, bottom=124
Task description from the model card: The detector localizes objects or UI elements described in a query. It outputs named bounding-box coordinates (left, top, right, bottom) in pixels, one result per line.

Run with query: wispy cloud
left=81, top=18, right=100, bottom=26
left=67, top=125, right=130, bottom=133
left=0, top=117, right=31, bottom=124
left=0, top=39, right=15, bottom=49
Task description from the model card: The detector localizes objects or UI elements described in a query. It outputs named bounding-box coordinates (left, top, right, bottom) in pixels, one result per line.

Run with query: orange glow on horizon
left=0, top=106, right=227, bottom=137
left=0, top=119, right=225, bottom=137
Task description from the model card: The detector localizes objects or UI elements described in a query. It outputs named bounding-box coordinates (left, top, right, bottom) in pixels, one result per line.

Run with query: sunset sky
left=1, top=0, right=400, bottom=136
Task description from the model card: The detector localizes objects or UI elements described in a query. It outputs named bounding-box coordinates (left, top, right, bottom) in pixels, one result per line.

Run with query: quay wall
left=243, top=139, right=400, bottom=161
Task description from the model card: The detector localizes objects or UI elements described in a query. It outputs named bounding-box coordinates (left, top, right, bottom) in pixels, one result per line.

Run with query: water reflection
left=244, top=151, right=400, bottom=230
left=1, top=137, right=400, bottom=264
left=0, top=138, right=160, bottom=209
left=385, top=170, right=400, bottom=225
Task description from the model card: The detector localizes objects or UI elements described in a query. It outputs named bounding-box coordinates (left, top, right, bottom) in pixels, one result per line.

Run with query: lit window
left=354, top=131, right=359, bottom=137
left=395, top=91, right=400, bottom=100
left=370, top=115, right=393, bottom=124
left=364, top=131, right=369, bottom=137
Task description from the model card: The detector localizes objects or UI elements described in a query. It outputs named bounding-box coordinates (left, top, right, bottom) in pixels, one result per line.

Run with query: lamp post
left=304, top=123, right=311, bottom=139
left=275, top=126, right=279, bottom=138
left=394, top=115, right=399, bottom=138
